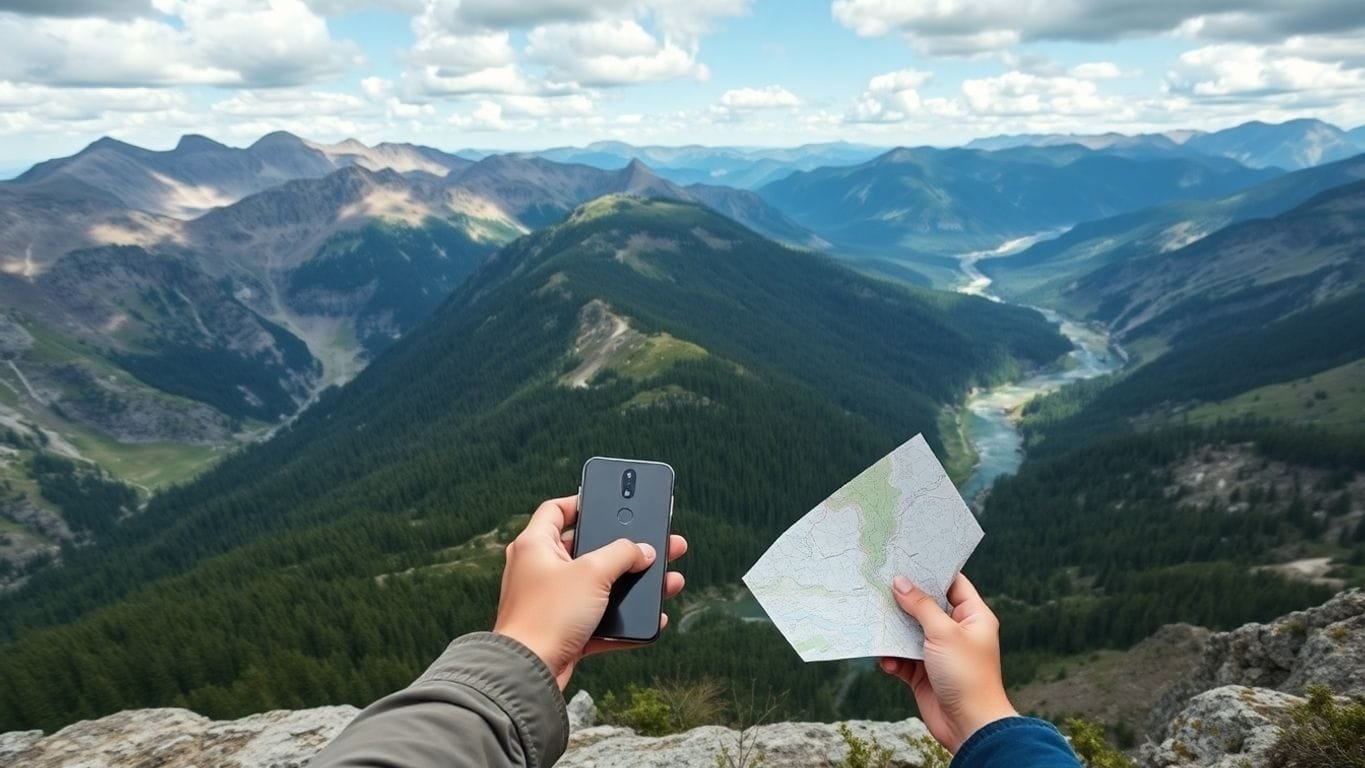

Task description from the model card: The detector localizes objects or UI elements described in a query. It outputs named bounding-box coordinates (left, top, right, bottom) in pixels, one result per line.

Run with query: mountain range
left=757, top=144, right=1280, bottom=270
left=967, top=118, right=1365, bottom=170
left=981, top=152, right=1365, bottom=306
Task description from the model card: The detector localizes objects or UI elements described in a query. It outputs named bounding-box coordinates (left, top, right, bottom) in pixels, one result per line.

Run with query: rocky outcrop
left=1143, top=686, right=1300, bottom=768
left=562, top=718, right=934, bottom=768
left=1, top=699, right=937, bottom=768
left=0, top=706, right=359, bottom=768
left=1141, top=589, right=1365, bottom=768
left=1148, top=589, right=1365, bottom=734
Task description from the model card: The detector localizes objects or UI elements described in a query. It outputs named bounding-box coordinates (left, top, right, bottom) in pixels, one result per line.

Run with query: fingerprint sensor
left=616, top=507, right=634, bottom=525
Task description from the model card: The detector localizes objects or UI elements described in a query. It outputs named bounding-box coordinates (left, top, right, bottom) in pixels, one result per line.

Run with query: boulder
left=1141, top=686, right=1299, bottom=768
left=567, top=689, right=596, bottom=732
left=3, top=706, right=359, bottom=768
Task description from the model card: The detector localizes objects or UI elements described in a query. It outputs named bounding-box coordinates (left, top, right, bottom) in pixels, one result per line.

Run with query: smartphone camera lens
left=622, top=469, right=636, bottom=498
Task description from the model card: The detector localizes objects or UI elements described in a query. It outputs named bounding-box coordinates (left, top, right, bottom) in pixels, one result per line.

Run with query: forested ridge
left=0, top=198, right=1068, bottom=731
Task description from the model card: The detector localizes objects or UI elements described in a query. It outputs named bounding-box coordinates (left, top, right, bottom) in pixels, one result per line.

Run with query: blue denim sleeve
left=950, top=717, right=1082, bottom=768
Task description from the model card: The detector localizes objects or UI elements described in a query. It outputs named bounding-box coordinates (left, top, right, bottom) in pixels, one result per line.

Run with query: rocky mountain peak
left=173, top=134, right=228, bottom=153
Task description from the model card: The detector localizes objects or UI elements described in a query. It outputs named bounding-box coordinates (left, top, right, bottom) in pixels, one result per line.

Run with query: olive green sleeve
left=310, top=632, right=569, bottom=768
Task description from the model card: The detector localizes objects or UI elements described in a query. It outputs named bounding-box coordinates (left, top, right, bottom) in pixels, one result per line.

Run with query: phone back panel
left=575, top=457, right=674, bottom=642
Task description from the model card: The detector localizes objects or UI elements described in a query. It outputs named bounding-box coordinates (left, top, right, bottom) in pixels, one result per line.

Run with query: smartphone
left=573, top=457, right=674, bottom=643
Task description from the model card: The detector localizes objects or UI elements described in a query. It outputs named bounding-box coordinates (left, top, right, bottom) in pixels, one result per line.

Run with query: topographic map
left=743, top=434, right=983, bottom=661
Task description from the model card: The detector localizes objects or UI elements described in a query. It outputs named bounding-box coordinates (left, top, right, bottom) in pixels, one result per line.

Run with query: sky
left=0, top=0, right=1363, bottom=169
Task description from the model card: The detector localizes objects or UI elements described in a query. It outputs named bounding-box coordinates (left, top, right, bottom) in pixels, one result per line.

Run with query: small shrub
left=905, top=733, right=951, bottom=768
left=837, top=723, right=893, bottom=768
left=656, top=677, right=728, bottom=731
left=1266, top=684, right=1365, bottom=767
left=1064, top=717, right=1136, bottom=768
left=600, top=678, right=729, bottom=736
left=598, top=685, right=671, bottom=736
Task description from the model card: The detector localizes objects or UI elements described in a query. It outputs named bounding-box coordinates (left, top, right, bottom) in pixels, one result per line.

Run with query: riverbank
left=954, top=233, right=1127, bottom=505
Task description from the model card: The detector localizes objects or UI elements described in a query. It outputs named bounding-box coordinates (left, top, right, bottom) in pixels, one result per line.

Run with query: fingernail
left=892, top=575, right=913, bottom=594
left=880, top=658, right=898, bottom=674
left=638, top=543, right=656, bottom=560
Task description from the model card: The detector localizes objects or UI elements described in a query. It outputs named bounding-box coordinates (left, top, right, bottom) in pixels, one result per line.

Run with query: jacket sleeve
left=309, top=632, right=569, bottom=768
left=950, top=717, right=1082, bottom=768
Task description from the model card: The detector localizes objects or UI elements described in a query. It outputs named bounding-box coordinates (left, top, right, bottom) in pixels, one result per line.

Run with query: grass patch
left=65, top=432, right=225, bottom=490
left=615, top=334, right=708, bottom=381
left=1186, top=358, right=1365, bottom=432
left=937, top=406, right=979, bottom=486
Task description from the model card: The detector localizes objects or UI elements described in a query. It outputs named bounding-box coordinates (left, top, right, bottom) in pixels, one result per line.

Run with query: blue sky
left=0, top=0, right=1363, bottom=168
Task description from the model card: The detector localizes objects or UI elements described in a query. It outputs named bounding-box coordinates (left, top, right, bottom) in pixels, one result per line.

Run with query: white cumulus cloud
left=0, top=0, right=358, bottom=88
left=717, top=85, right=800, bottom=110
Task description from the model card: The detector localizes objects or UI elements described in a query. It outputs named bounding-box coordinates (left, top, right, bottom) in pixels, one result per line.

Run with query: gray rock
left=0, top=729, right=43, bottom=763
left=4, top=706, right=359, bottom=768
left=559, top=717, right=935, bottom=768
left=0, top=316, right=33, bottom=359
left=1141, top=685, right=1299, bottom=768
left=566, top=689, right=596, bottom=732
left=0, top=704, right=936, bottom=768
left=1148, top=589, right=1364, bottom=734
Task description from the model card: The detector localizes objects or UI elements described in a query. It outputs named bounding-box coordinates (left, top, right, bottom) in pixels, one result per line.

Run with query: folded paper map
left=743, top=434, right=983, bottom=661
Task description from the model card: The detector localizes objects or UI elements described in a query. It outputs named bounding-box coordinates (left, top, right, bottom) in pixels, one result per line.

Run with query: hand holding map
left=743, top=434, right=983, bottom=661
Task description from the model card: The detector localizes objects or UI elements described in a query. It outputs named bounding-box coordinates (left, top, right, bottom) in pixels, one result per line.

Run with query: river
left=955, top=233, right=1125, bottom=504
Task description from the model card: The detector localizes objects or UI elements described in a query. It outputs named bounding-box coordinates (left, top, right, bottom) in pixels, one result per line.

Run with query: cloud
left=847, top=68, right=955, bottom=123
left=0, top=80, right=195, bottom=137
left=301, top=0, right=424, bottom=14
left=1069, top=61, right=1125, bottom=79
left=830, top=0, right=1365, bottom=55
left=526, top=19, right=707, bottom=86
left=211, top=89, right=373, bottom=118
left=0, top=0, right=151, bottom=17
left=403, top=0, right=745, bottom=97
left=1168, top=43, right=1365, bottom=99
left=718, top=85, right=800, bottom=110
left=437, top=0, right=634, bottom=28
left=961, top=71, right=1121, bottom=116
left=0, top=0, right=358, bottom=88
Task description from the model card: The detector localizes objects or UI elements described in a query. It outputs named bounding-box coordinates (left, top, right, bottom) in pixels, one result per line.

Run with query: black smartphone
left=573, top=456, right=674, bottom=643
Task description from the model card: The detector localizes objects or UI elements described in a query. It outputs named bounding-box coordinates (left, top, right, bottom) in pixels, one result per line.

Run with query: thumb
left=580, top=539, right=655, bottom=582
left=892, top=576, right=956, bottom=638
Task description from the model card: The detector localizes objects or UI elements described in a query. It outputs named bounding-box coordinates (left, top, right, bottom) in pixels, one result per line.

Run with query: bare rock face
left=1139, top=589, right=1365, bottom=768
left=1142, top=686, right=1300, bottom=768
left=560, top=718, right=936, bottom=768
left=1148, top=589, right=1364, bottom=735
left=3, top=706, right=359, bottom=768
left=1, top=704, right=935, bottom=768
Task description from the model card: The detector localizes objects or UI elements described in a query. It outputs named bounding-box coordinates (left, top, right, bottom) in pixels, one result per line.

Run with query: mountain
left=1350, top=126, right=1365, bottom=146
left=981, top=152, right=1365, bottom=304
left=758, top=146, right=1279, bottom=260
left=1070, top=179, right=1365, bottom=344
left=448, top=155, right=822, bottom=246
left=967, top=120, right=1362, bottom=171
left=529, top=141, right=888, bottom=189
left=11, top=132, right=469, bottom=220
left=0, top=197, right=1069, bottom=732
left=1184, top=119, right=1360, bottom=170
left=965, top=132, right=1187, bottom=155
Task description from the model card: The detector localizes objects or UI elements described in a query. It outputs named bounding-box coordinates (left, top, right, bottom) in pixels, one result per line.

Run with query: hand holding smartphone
left=573, top=457, right=674, bottom=642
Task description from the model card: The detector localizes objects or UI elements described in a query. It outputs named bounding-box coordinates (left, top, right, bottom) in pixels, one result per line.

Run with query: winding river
left=955, top=233, right=1125, bottom=504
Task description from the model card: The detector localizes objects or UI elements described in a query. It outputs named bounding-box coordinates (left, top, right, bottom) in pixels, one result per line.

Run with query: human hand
left=879, top=573, right=1017, bottom=753
left=493, top=495, right=687, bottom=689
